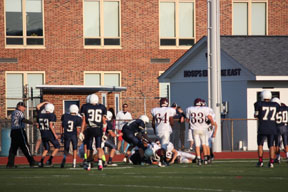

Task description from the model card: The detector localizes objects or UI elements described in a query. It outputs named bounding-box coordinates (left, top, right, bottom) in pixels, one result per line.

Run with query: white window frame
left=232, top=0, right=268, bottom=35
left=159, top=0, right=196, bottom=49
left=84, top=71, right=121, bottom=86
left=5, top=71, right=45, bottom=117
left=159, top=71, right=170, bottom=99
left=83, top=0, right=122, bottom=49
left=63, top=100, right=80, bottom=114
left=4, top=0, right=45, bottom=48
left=101, top=92, right=107, bottom=106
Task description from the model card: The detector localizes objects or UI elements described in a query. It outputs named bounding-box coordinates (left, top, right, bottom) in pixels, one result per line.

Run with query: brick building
left=0, top=0, right=287, bottom=123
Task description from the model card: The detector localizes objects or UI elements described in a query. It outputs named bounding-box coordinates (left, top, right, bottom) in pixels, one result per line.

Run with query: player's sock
left=84, top=153, right=87, bottom=160
left=276, top=153, right=280, bottom=160
left=49, top=156, right=54, bottom=163
left=259, top=157, right=263, bottom=162
left=73, top=159, right=76, bottom=165
left=98, top=159, right=103, bottom=166
left=41, top=157, right=44, bottom=163
left=102, top=155, right=106, bottom=162
left=108, top=157, right=113, bottom=163
left=286, top=152, right=288, bottom=159
left=270, top=158, right=274, bottom=163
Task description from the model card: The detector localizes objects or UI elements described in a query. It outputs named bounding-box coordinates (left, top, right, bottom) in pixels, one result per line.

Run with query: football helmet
left=86, top=94, right=91, bottom=104
left=201, top=99, right=207, bottom=106
left=106, top=111, right=113, bottom=121
left=160, top=98, right=169, bottom=107
left=144, top=148, right=153, bottom=158
left=271, top=97, right=281, bottom=105
left=69, top=104, right=79, bottom=114
left=261, top=90, right=272, bottom=100
left=139, top=115, right=149, bottom=124
left=89, top=94, right=99, bottom=104
left=194, top=98, right=203, bottom=106
left=45, top=103, right=55, bottom=113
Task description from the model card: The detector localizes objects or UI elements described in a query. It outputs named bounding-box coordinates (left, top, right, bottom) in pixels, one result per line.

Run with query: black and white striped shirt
left=11, top=109, right=25, bottom=130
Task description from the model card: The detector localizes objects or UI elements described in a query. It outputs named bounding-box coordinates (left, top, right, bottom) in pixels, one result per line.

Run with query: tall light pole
left=207, top=0, right=222, bottom=152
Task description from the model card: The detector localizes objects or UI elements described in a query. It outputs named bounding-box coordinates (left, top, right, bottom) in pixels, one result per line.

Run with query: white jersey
left=186, top=106, right=215, bottom=131
left=116, top=111, right=132, bottom=131
left=151, top=107, right=176, bottom=134
left=165, top=142, right=175, bottom=159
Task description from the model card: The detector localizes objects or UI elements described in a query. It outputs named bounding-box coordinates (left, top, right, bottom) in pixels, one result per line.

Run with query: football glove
left=79, top=132, right=85, bottom=141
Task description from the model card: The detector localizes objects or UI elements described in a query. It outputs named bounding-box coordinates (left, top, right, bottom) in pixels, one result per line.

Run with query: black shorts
left=41, top=132, right=60, bottom=151
left=86, top=127, right=103, bottom=149
left=257, top=134, right=275, bottom=148
left=64, top=133, right=78, bottom=151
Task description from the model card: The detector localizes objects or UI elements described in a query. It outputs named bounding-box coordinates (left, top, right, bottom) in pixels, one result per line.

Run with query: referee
left=6, top=102, right=37, bottom=168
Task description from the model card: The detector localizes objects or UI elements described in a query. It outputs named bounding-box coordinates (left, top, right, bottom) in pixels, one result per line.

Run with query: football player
left=272, top=98, right=288, bottom=163
left=122, top=115, right=150, bottom=163
left=254, top=90, right=280, bottom=168
left=79, top=94, right=107, bottom=171
left=151, top=98, right=176, bottom=150
left=60, top=104, right=82, bottom=168
left=165, top=142, right=196, bottom=164
left=101, top=111, right=117, bottom=166
left=37, top=103, right=60, bottom=167
left=186, top=98, right=217, bottom=166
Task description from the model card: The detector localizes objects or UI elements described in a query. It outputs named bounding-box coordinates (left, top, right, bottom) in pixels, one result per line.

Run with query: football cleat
left=98, top=165, right=103, bottom=171
left=268, top=162, right=274, bottom=168
left=197, top=159, right=202, bottom=166
left=274, top=158, right=280, bottom=164
left=38, top=162, right=44, bottom=168
left=256, top=161, right=263, bottom=167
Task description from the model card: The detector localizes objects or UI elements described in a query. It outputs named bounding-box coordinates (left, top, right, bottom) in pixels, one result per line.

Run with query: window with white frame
left=5, top=0, right=44, bottom=47
left=159, top=0, right=195, bottom=48
left=159, top=71, right=170, bottom=98
left=84, top=72, right=120, bottom=87
left=83, top=0, right=121, bottom=47
left=6, top=72, right=44, bottom=116
left=233, top=0, right=267, bottom=35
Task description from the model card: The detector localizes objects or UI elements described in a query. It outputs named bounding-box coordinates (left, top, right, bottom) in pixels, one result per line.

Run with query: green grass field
left=0, top=160, right=287, bottom=192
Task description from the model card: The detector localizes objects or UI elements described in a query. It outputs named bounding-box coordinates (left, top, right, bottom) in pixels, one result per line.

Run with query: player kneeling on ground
left=60, top=104, right=82, bottom=168
left=122, top=115, right=150, bottom=163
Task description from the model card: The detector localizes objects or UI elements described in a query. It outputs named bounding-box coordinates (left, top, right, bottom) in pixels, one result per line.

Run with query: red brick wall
left=0, top=0, right=287, bottom=120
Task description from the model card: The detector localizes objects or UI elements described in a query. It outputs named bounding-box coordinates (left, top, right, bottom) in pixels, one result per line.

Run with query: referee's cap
left=16, top=102, right=26, bottom=108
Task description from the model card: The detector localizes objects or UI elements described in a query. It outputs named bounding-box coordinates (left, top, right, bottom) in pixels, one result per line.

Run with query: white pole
left=208, top=0, right=222, bottom=152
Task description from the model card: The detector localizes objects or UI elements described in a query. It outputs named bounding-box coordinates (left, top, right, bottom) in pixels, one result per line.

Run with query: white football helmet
left=261, top=90, right=272, bottom=100
left=106, top=111, right=113, bottom=121
left=139, top=115, right=149, bottom=124
left=89, top=94, right=99, bottom=104
left=86, top=94, right=91, bottom=104
left=144, top=148, right=153, bottom=158
left=45, top=103, right=55, bottom=113
left=271, top=97, right=281, bottom=105
left=69, top=104, right=79, bottom=114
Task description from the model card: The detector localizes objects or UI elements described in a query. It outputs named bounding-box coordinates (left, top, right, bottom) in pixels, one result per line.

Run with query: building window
left=83, top=0, right=121, bottom=47
left=5, top=0, right=44, bottom=47
left=84, top=72, right=121, bottom=87
left=159, top=0, right=195, bottom=48
left=233, top=0, right=267, bottom=35
left=6, top=72, right=45, bottom=116
left=159, top=71, right=170, bottom=98
left=63, top=100, right=80, bottom=114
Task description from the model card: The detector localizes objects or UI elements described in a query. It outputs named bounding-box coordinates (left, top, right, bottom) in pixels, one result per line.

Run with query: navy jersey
left=37, top=113, right=57, bottom=136
left=275, top=105, right=288, bottom=126
left=80, top=103, right=91, bottom=117
left=81, top=103, right=107, bottom=128
left=11, top=109, right=25, bottom=130
left=254, top=101, right=280, bottom=134
left=123, top=119, right=145, bottom=134
left=61, top=113, right=82, bottom=135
